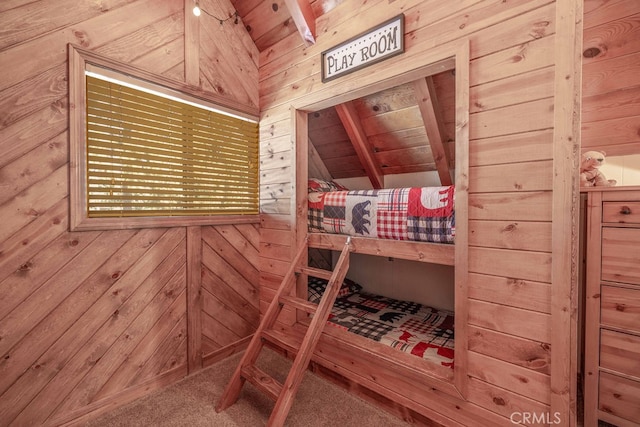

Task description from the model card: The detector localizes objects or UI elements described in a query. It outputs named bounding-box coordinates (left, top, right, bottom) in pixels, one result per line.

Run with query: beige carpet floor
left=85, top=347, right=409, bottom=426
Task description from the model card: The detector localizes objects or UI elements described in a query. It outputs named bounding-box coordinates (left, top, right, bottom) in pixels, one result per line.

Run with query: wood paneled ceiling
left=308, top=74, right=456, bottom=186
left=230, top=0, right=456, bottom=187
left=230, top=0, right=342, bottom=52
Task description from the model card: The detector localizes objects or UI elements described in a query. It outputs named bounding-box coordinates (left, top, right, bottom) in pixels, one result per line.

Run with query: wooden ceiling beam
left=335, top=101, right=384, bottom=189
left=283, top=0, right=316, bottom=45
left=413, top=76, right=453, bottom=186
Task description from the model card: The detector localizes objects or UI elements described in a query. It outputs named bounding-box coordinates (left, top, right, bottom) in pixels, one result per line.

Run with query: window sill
left=70, top=214, right=260, bottom=232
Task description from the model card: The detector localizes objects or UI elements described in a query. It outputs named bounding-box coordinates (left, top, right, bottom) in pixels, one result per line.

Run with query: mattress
left=308, top=277, right=455, bottom=369
left=307, top=180, right=455, bottom=244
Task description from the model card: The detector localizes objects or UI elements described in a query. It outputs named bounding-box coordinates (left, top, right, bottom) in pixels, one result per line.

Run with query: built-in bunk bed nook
left=297, top=69, right=465, bottom=383
left=263, top=42, right=470, bottom=408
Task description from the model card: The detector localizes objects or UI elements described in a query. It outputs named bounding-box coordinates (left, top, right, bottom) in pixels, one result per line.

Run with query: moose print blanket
left=329, top=290, right=455, bottom=368
left=308, top=186, right=455, bottom=243
left=308, top=277, right=455, bottom=368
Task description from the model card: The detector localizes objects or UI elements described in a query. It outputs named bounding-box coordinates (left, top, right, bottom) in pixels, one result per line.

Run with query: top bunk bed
left=294, top=46, right=469, bottom=270
left=306, top=178, right=456, bottom=265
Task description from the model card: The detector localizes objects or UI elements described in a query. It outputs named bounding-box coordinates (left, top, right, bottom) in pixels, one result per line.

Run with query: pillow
left=307, top=277, right=362, bottom=304
left=307, top=178, right=349, bottom=193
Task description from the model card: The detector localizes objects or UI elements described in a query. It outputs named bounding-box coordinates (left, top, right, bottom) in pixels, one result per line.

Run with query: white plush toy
left=580, top=150, right=616, bottom=187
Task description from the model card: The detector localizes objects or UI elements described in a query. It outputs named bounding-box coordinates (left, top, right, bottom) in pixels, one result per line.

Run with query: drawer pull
left=620, top=206, right=632, bottom=215
left=615, top=303, right=626, bottom=312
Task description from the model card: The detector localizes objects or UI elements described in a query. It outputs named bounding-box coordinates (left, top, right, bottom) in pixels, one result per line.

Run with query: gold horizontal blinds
left=86, top=75, right=259, bottom=217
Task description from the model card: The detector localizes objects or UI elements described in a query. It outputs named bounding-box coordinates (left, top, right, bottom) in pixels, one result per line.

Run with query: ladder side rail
left=267, top=241, right=351, bottom=426
left=216, top=237, right=309, bottom=412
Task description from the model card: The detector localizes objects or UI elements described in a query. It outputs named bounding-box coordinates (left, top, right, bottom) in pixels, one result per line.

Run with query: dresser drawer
left=601, top=285, right=640, bottom=334
left=600, top=329, right=640, bottom=378
left=599, top=371, right=640, bottom=423
left=602, top=227, right=640, bottom=286
left=603, top=202, right=640, bottom=224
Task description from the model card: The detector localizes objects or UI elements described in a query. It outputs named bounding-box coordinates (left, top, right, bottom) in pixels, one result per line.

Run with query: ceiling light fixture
left=192, top=1, right=239, bottom=25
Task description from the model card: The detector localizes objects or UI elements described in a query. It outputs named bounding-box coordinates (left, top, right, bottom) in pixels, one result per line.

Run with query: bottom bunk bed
left=307, top=277, right=455, bottom=370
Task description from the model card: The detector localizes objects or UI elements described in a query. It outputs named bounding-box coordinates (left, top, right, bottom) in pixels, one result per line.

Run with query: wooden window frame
left=68, top=44, right=260, bottom=231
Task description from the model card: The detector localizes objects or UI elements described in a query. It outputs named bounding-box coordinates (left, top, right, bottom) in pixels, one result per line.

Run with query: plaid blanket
left=308, top=186, right=455, bottom=243
left=310, top=280, right=455, bottom=368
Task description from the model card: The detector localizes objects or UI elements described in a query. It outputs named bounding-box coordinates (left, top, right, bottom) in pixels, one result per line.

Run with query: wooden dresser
left=583, top=187, right=640, bottom=427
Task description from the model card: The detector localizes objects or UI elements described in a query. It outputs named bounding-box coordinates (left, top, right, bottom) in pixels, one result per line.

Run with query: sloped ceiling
left=308, top=74, right=457, bottom=186
left=231, top=0, right=343, bottom=51
left=230, top=0, right=456, bottom=187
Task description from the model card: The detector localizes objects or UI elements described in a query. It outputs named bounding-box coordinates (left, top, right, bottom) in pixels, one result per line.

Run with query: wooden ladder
left=215, top=237, right=351, bottom=426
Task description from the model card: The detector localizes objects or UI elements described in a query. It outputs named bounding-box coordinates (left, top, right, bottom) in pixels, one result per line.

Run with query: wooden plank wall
left=0, top=0, right=259, bottom=424
left=258, top=0, right=576, bottom=425
left=201, top=224, right=260, bottom=363
left=582, top=0, right=640, bottom=155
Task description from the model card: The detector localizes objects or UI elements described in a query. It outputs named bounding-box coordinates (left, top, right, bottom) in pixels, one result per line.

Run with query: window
left=69, top=45, right=259, bottom=231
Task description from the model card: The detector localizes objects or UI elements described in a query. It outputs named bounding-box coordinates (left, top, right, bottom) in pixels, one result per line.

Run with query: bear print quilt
left=308, top=186, right=455, bottom=243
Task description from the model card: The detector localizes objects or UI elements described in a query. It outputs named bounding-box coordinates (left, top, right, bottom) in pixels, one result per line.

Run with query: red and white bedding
left=308, top=277, right=455, bottom=368
left=307, top=179, right=455, bottom=244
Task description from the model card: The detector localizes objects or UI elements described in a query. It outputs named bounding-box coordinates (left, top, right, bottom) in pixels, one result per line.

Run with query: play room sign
left=321, top=14, right=404, bottom=83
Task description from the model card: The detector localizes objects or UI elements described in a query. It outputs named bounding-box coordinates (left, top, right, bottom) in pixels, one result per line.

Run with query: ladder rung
left=240, top=365, right=283, bottom=401
left=216, top=237, right=352, bottom=426
left=298, top=266, right=333, bottom=281
left=279, top=295, right=317, bottom=314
